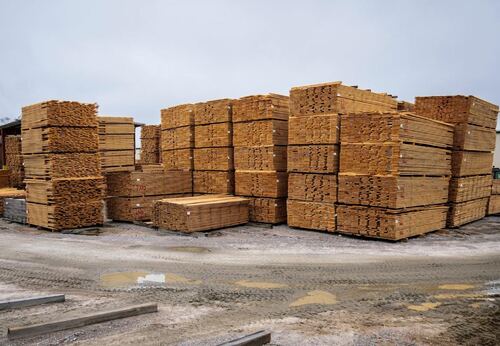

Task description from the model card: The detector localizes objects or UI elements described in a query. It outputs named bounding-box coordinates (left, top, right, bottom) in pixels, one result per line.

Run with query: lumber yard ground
left=0, top=218, right=499, bottom=345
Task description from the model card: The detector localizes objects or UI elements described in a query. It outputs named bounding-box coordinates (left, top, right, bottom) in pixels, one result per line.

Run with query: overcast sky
left=0, top=0, right=499, bottom=128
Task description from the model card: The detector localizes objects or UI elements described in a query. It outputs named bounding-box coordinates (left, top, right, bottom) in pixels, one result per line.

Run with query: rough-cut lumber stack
left=4, top=135, right=24, bottom=188
left=337, top=112, right=453, bottom=240
left=193, top=99, right=235, bottom=194
left=139, top=125, right=161, bottom=164
left=233, top=94, right=289, bottom=223
left=105, top=166, right=192, bottom=221
left=152, top=195, right=249, bottom=232
left=488, top=180, right=500, bottom=215
left=98, top=117, right=135, bottom=172
left=161, top=104, right=194, bottom=172
left=0, top=188, right=26, bottom=216
left=22, top=100, right=104, bottom=231
left=287, top=82, right=398, bottom=232
left=415, top=96, right=499, bottom=227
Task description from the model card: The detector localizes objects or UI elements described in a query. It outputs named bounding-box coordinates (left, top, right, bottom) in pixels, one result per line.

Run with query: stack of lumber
left=98, top=117, right=135, bottom=172
left=337, top=112, right=453, bottom=240
left=139, top=125, right=161, bottom=164
left=5, top=135, right=24, bottom=188
left=161, top=104, right=194, bottom=172
left=193, top=99, right=235, bottom=194
left=105, top=166, right=192, bottom=221
left=0, top=170, right=9, bottom=188
left=233, top=94, right=289, bottom=223
left=152, top=195, right=249, bottom=232
left=22, top=100, right=104, bottom=231
left=287, top=82, right=398, bottom=232
left=4, top=198, right=27, bottom=223
left=488, top=179, right=500, bottom=215
left=0, top=188, right=26, bottom=216
left=415, top=96, right=499, bottom=227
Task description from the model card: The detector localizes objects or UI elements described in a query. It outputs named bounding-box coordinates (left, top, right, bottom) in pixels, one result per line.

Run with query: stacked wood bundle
left=22, top=100, right=104, bottom=231
left=5, top=135, right=24, bottom=188
left=287, top=82, right=398, bottom=232
left=105, top=166, right=192, bottom=221
left=161, top=104, right=194, bottom=172
left=488, top=180, right=500, bottom=215
left=98, top=117, right=135, bottom=172
left=337, top=112, right=453, bottom=240
left=233, top=94, right=289, bottom=223
left=415, top=96, right=499, bottom=227
left=0, top=188, right=26, bottom=216
left=139, top=125, right=161, bottom=164
left=152, top=195, right=249, bottom=232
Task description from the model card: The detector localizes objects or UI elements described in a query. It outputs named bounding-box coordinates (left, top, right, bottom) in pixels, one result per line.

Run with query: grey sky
left=1, top=0, right=499, bottom=128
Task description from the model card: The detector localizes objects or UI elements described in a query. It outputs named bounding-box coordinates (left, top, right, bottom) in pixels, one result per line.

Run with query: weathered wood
left=27, top=201, right=103, bottom=231
left=488, top=195, right=500, bottom=215
left=235, top=171, right=287, bottom=198
left=218, top=330, right=271, bottom=346
left=194, top=99, right=233, bottom=125
left=194, top=122, right=232, bottom=148
left=193, top=148, right=234, bottom=171
left=287, top=200, right=336, bottom=232
left=21, top=100, right=98, bottom=129
left=246, top=197, right=286, bottom=224
left=5, top=136, right=24, bottom=188
left=233, top=120, right=288, bottom=147
left=0, top=294, right=65, bottom=311
left=162, top=149, right=193, bottom=171
left=447, top=198, right=489, bottom=227
left=232, top=94, right=289, bottom=123
left=492, top=180, right=500, bottom=195
left=448, top=175, right=492, bottom=203
left=288, top=114, right=339, bottom=145
left=161, top=126, right=194, bottom=150
left=22, top=127, right=98, bottom=154
left=287, top=145, right=339, bottom=174
left=193, top=171, right=234, bottom=194
left=288, top=173, right=337, bottom=203
left=453, top=123, right=496, bottom=151
left=107, top=194, right=189, bottom=222
left=98, top=117, right=135, bottom=172
left=234, top=146, right=287, bottom=171
left=451, top=151, right=493, bottom=177
left=26, top=177, right=104, bottom=204
left=161, top=104, right=194, bottom=130
left=139, top=125, right=161, bottom=165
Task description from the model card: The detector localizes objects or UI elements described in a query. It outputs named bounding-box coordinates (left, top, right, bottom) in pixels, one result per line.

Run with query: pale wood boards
left=287, top=200, right=336, bottom=232
left=24, top=153, right=102, bottom=179
left=288, top=114, right=339, bottom=145
left=107, top=195, right=189, bottom=221
left=162, top=149, right=193, bottom=171
left=337, top=205, right=448, bottom=240
left=161, top=126, right=194, bottom=150
left=447, top=198, right=489, bottom=227
left=288, top=173, right=337, bottom=203
left=99, top=151, right=135, bottom=172
left=246, top=197, right=286, bottom=224
left=193, top=171, right=234, bottom=194
left=161, top=104, right=194, bottom=130
left=235, top=171, right=287, bottom=198
left=453, top=123, right=496, bottom=151
left=21, top=101, right=98, bottom=129
left=98, top=116, right=135, bottom=172
left=26, top=178, right=104, bottom=204
left=448, top=175, right=492, bottom=203
left=488, top=195, right=500, bottom=215
left=139, top=125, right=161, bottom=165
left=5, top=135, right=24, bottom=188
left=451, top=151, right=493, bottom=177
left=152, top=195, right=249, bottom=232
left=288, top=145, right=339, bottom=173
left=492, top=180, right=500, bottom=195
left=194, top=99, right=233, bottom=125
left=26, top=201, right=103, bottom=230
left=233, top=120, right=288, bottom=147
left=233, top=146, right=286, bottom=171
left=193, top=148, right=234, bottom=171
left=232, top=94, right=289, bottom=122
left=22, top=127, right=99, bottom=154
left=194, top=122, right=232, bottom=148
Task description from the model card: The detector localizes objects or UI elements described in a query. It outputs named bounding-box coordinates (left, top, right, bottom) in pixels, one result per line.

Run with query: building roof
left=0, top=119, right=21, bottom=130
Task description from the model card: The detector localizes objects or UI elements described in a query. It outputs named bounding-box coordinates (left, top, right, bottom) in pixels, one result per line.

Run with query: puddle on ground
left=433, top=293, right=483, bottom=300
left=407, top=302, right=441, bottom=312
left=438, top=284, right=474, bottom=290
left=234, top=280, right=287, bottom=289
left=289, top=290, right=337, bottom=307
left=101, top=271, right=201, bottom=288
left=165, top=246, right=211, bottom=253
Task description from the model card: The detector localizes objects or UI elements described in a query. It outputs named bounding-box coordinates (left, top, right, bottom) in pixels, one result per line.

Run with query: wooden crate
left=290, top=81, right=397, bottom=116
left=194, top=99, right=233, bottom=125
left=340, top=113, right=454, bottom=149
left=161, top=104, right=194, bottom=130
left=287, top=200, right=336, bottom=232
left=288, top=114, right=339, bottom=145
left=194, top=122, right=232, bottom=148
left=447, top=198, right=488, bottom=228
left=247, top=197, right=286, bottom=224
left=100, top=150, right=135, bottom=172
left=288, top=173, right=337, bottom=203
left=27, top=201, right=103, bottom=231
left=451, top=151, right=493, bottom=177
left=24, top=153, right=101, bottom=179
left=453, top=123, right=496, bottom=151
left=161, top=126, right=194, bottom=150
left=26, top=177, right=104, bottom=204
left=340, top=143, right=451, bottom=176
left=152, top=195, right=249, bottom=232
left=162, top=149, right=193, bottom=171
left=22, top=100, right=98, bottom=129
left=22, top=127, right=98, bottom=154
left=233, top=120, right=288, bottom=147
left=415, top=95, right=499, bottom=129
left=0, top=188, right=26, bottom=215
left=234, top=146, right=287, bottom=171
left=193, top=147, right=234, bottom=171
left=449, top=175, right=492, bottom=203
left=338, top=175, right=449, bottom=208
left=287, top=145, right=339, bottom=173
left=492, top=180, right=500, bottom=195
left=232, top=94, right=289, bottom=123
left=488, top=195, right=500, bottom=215
left=337, top=204, right=448, bottom=240
left=193, top=171, right=234, bottom=194
left=107, top=194, right=188, bottom=221
left=235, top=171, right=287, bottom=198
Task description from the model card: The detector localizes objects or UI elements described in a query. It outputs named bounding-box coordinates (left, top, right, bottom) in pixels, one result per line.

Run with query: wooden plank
left=287, top=200, right=335, bottom=232
left=218, top=330, right=271, bottom=346
left=7, top=303, right=158, bottom=340
left=0, top=294, right=65, bottom=311
left=232, top=94, right=289, bottom=123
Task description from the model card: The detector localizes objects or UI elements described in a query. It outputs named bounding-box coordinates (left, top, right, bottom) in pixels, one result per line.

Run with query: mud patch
left=234, top=280, right=287, bottom=289
left=407, top=302, right=441, bottom=312
left=438, top=284, right=474, bottom=290
left=290, top=290, right=337, bottom=307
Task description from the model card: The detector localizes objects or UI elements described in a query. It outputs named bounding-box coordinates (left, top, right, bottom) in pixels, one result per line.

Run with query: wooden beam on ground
left=0, top=294, right=65, bottom=311
left=218, top=330, right=271, bottom=346
left=7, top=303, right=158, bottom=340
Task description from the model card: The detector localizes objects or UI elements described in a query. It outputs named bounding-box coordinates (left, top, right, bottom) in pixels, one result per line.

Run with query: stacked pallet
left=233, top=94, right=289, bottom=223
left=105, top=165, right=192, bottom=221
left=4, top=135, right=24, bottom=188
left=193, top=99, right=235, bottom=194
left=153, top=195, right=249, bottom=232
left=287, top=82, right=398, bottom=232
left=98, top=116, right=135, bottom=172
left=415, top=96, right=499, bottom=227
left=139, top=125, right=161, bottom=164
left=22, top=100, right=104, bottom=231
left=337, top=112, right=453, bottom=240
left=488, top=180, right=500, bottom=215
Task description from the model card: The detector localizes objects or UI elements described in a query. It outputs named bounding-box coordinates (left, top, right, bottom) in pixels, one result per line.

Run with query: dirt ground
left=0, top=216, right=499, bottom=346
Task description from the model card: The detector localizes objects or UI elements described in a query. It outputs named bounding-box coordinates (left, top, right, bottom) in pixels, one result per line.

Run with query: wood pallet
left=287, top=145, right=339, bottom=173
left=488, top=195, right=500, bottom=215
left=26, top=177, right=104, bottom=204
left=337, top=204, right=448, bottom=240
left=194, top=99, right=233, bottom=125
left=24, top=153, right=101, bottom=179
left=161, top=126, right=194, bottom=150
left=21, top=100, right=98, bottom=129
left=288, top=114, right=339, bottom=145
left=152, top=195, right=249, bottom=232
left=162, top=149, right=193, bottom=171
left=233, top=120, right=288, bottom=147
left=161, top=104, right=194, bottom=130
left=247, top=197, right=286, bottom=224
left=232, top=94, right=289, bottom=123
left=448, top=175, right=492, bottom=203
left=340, top=143, right=451, bottom=176
left=287, top=200, right=336, bottom=232
left=0, top=188, right=26, bottom=215
left=447, top=198, right=488, bottom=228
left=193, top=148, right=234, bottom=171
left=194, top=122, right=232, bottom=148
left=415, top=95, right=499, bottom=129
left=107, top=194, right=189, bottom=222
left=453, top=123, right=496, bottom=151
left=289, top=81, right=397, bottom=116
left=235, top=171, right=287, bottom=198
left=338, top=174, right=449, bottom=209
left=451, top=151, right=493, bottom=177
left=288, top=173, right=337, bottom=203
left=27, top=201, right=103, bottom=231
left=22, top=127, right=98, bottom=154
left=193, top=171, right=234, bottom=194
left=234, top=146, right=287, bottom=171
